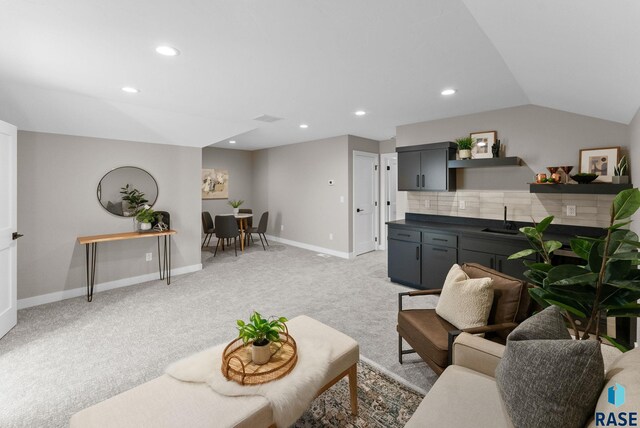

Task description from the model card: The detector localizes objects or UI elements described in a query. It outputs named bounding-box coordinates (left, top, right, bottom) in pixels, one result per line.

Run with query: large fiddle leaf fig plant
left=509, top=188, right=640, bottom=350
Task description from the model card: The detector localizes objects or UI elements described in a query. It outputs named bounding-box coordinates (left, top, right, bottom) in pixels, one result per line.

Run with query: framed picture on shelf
left=470, top=130, right=497, bottom=159
left=579, top=147, right=620, bottom=183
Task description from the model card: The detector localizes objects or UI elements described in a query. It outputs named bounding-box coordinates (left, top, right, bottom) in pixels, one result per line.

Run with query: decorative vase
left=251, top=341, right=271, bottom=365
left=233, top=208, right=240, bottom=215
left=139, top=222, right=152, bottom=231
left=459, top=149, right=471, bottom=160
left=612, top=176, right=629, bottom=184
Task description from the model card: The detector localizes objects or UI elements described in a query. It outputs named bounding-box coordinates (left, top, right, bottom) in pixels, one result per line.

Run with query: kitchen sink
left=481, top=228, right=519, bottom=235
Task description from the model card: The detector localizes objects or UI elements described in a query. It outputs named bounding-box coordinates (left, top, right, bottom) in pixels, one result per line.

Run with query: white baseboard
left=264, top=235, right=353, bottom=259
left=17, top=264, right=203, bottom=309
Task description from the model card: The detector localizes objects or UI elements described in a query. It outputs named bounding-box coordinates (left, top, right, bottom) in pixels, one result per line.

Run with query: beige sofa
left=406, top=333, right=640, bottom=428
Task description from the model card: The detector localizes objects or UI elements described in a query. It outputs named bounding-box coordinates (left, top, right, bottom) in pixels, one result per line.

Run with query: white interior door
left=353, top=151, right=378, bottom=256
left=0, top=120, right=17, bottom=339
left=379, top=153, right=398, bottom=250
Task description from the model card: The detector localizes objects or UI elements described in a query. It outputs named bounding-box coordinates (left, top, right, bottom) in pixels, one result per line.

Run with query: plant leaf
left=570, top=239, right=592, bottom=260
left=528, top=287, right=551, bottom=308
left=535, top=216, right=554, bottom=233
left=607, top=252, right=640, bottom=261
left=600, top=334, right=631, bottom=352
left=606, top=303, right=640, bottom=317
left=524, top=262, right=554, bottom=272
left=612, top=188, right=640, bottom=220
left=508, top=249, right=536, bottom=260
left=609, top=220, right=633, bottom=231
left=588, top=242, right=603, bottom=273
left=606, top=279, right=640, bottom=291
left=547, top=265, right=597, bottom=285
left=543, top=240, right=563, bottom=254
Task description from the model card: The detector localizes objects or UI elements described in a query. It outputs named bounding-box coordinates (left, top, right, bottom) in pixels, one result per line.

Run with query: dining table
left=230, top=213, right=252, bottom=252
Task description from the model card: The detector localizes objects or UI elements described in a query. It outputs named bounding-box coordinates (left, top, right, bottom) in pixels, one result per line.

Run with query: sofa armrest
left=398, top=289, right=442, bottom=311
left=451, top=332, right=505, bottom=378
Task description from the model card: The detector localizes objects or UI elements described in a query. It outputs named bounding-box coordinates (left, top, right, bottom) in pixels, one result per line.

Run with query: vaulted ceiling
left=0, top=1, right=638, bottom=149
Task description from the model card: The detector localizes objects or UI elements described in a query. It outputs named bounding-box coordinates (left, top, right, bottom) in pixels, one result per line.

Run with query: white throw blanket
left=166, top=338, right=330, bottom=428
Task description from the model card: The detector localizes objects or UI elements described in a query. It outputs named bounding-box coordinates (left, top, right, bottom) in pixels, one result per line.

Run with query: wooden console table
left=77, top=230, right=177, bottom=302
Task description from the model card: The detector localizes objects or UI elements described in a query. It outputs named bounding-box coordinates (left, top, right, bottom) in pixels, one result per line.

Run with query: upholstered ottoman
left=70, top=315, right=359, bottom=428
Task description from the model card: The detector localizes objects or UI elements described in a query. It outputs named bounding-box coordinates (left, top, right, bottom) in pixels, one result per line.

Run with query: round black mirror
left=97, top=167, right=158, bottom=217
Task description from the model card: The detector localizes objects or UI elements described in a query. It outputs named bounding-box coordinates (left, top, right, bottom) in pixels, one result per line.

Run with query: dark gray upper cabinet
left=397, top=142, right=456, bottom=192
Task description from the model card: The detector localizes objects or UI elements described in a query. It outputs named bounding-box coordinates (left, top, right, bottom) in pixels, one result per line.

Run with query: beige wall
left=251, top=136, right=350, bottom=254
left=17, top=131, right=201, bottom=300
left=379, top=138, right=396, bottom=154
left=202, top=147, right=254, bottom=217
left=397, top=104, right=629, bottom=191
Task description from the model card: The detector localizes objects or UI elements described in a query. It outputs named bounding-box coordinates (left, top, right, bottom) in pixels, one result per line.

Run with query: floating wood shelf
left=529, top=183, right=633, bottom=195
left=448, top=157, right=522, bottom=168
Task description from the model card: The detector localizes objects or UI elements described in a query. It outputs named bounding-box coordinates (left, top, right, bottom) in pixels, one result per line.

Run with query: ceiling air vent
left=253, top=114, right=283, bottom=123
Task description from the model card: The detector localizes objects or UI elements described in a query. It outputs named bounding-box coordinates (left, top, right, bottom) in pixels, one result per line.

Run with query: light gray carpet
left=0, top=242, right=438, bottom=427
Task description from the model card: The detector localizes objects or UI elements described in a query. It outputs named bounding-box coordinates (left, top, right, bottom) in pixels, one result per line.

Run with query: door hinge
left=375, top=201, right=378, bottom=206
left=387, top=165, right=390, bottom=170
left=12, top=232, right=24, bottom=240
left=375, top=165, right=378, bottom=171
left=375, top=237, right=378, bottom=242
left=387, top=201, right=391, bottom=206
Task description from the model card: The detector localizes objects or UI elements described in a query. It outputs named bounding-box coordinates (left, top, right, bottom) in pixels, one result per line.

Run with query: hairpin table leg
left=85, top=243, right=97, bottom=302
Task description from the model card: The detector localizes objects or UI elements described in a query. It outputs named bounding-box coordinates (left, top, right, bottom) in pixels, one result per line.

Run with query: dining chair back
left=201, top=212, right=215, bottom=248
left=250, top=211, right=270, bottom=250
left=238, top=208, right=253, bottom=228
left=214, top=215, right=240, bottom=256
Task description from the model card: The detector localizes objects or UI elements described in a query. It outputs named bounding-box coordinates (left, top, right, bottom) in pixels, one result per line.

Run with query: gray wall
left=627, top=106, right=640, bottom=345
left=17, top=131, right=201, bottom=300
left=202, top=147, right=254, bottom=216
left=397, top=104, right=629, bottom=191
left=252, top=136, right=350, bottom=254
left=379, top=138, right=396, bottom=154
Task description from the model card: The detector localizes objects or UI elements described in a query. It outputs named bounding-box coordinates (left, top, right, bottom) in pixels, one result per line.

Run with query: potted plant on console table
left=135, top=205, right=158, bottom=231
left=509, top=188, right=640, bottom=351
left=237, top=311, right=288, bottom=364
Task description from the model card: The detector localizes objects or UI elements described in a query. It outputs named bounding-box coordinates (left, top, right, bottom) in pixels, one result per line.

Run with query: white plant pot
left=251, top=341, right=271, bottom=365
left=139, top=222, right=152, bottom=231
left=459, top=149, right=471, bottom=160
left=233, top=208, right=240, bottom=215
left=612, top=176, right=629, bottom=184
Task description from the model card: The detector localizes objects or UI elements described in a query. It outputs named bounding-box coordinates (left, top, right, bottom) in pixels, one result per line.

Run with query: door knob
left=12, top=232, right=24, bottom=240
left=356, top=208, right=362, bottom=213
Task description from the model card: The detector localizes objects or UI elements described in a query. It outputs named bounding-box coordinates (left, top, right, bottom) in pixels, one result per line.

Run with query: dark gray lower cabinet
left=388, top=238, right=421, bottom=286
left=421, top=244, right=457, bottom=289
left=458, top=246, right=534, bottom=281
left=459, top=248, right=495, bottom=270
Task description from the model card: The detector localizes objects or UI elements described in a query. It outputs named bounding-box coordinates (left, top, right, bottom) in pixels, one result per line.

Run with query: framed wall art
left=470, top=130, right=497, bottom=159
left=202, top=168, right=229, bottom=199
left=579, top=147, right=620, bottom=183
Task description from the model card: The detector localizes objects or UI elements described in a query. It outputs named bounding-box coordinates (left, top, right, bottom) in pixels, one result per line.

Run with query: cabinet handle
left=490, top=258, right=494, bottom=269
left=422, top=174, right=425, bottom=188
left=416, top=174, right=420, bottom=187
left=498, top=259, right=502, bottom=272
left=416, top=246, right=420, bottom=260
left=432, top=238, right=448, bottom=242
left=398, top=233, right=411, bottom=237
left=432, top=247, right=448, bottom=252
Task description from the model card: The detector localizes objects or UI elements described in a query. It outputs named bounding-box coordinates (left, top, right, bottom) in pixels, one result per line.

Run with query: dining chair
left=214, top=215, right=240, bottom=257
left=248, top=211, right=269, bottom=250
left=201, top=212, right=215, bottom=248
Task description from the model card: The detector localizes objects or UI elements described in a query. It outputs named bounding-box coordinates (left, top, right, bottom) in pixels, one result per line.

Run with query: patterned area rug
left=296, top=361, right=424, bottom=427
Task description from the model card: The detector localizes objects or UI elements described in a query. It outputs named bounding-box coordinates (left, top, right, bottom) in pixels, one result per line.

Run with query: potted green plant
left=228, top=199, right=244, bottom=215
left=509, top=188, right=640, bottom=350
left=120, top=184, right=148, bottom=216
left=135, top=206, right=158, bottom=231
left=613, top=155, right=629, bottom=184
left=237, top=311, right=288, bottom=364
left=455, top=137, right=474, bottom=160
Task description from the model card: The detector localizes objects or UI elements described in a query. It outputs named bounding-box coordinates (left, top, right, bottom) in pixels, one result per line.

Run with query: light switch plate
left=459, top=200, right=466, bottom=210
left=567, top=205, right=576, bottom=217
left=145, top=253, right=152, bottom=261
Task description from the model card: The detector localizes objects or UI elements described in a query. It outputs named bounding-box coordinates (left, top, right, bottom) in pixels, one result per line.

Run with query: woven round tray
left=221, top=332, right=297, bottom=385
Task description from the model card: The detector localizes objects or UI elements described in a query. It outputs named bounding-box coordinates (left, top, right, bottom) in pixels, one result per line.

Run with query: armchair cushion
left=462, top=263, right=526, bottom=340
left=496, top=306, right=604, bottom=428
left=398, top=309, right=456, bottom=368
left=436, top=264, right=494, bottom=332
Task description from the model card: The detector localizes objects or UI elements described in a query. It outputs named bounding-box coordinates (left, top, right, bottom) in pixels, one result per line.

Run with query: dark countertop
left=387, top=213, right=604, bottom=246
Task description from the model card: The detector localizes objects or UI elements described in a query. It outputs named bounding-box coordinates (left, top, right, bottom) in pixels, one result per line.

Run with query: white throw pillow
left=435, top=264, right=494, bottom=331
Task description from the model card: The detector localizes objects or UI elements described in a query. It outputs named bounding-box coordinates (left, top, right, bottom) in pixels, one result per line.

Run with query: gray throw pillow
left=495, top=306, right=604, bottom=428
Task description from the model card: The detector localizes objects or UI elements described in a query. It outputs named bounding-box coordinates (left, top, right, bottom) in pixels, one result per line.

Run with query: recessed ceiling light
left=299, top=124, right=309, bottom=129
left=355, top=110, right=366, bottom=116
left=121, top=86, right=139, bottom=93
left=441, top=88, right=457, bottom=96
left=156, top=45, right=180, bottom=56
left=229, top=140, right=236, bottom=144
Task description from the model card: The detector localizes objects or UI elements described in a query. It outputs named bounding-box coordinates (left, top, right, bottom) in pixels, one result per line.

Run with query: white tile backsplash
left=406, top=190, right=611, bottom=228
